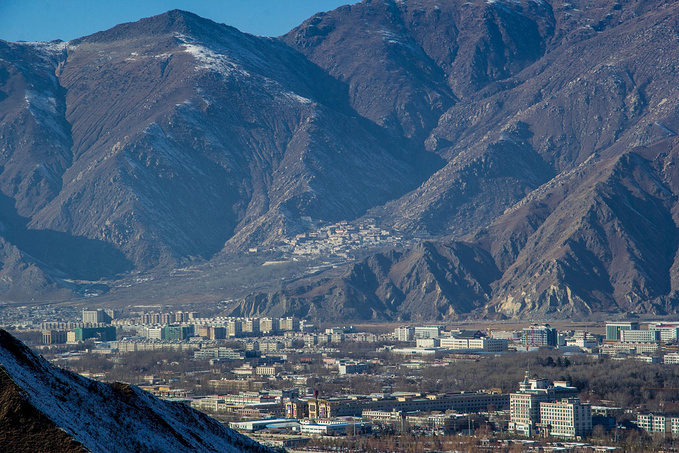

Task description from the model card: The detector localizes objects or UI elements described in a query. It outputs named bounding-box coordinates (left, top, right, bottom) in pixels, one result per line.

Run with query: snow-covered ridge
left=0, top=330, right=271, bottom=453
left=15, top=40, right=69, bottom=55
left=172, top=33, right=314, bottom=107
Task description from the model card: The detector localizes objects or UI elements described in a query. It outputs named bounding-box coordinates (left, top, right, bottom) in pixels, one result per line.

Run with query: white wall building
left=620, top=329, right=660, bottom=343
left=539, top=398, right=592, bottom=439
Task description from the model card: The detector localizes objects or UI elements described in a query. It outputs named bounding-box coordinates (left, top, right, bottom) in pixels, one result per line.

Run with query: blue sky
left=0, top=0, right=355, bottom=42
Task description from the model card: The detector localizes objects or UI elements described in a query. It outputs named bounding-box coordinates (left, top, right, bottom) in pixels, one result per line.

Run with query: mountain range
left=2, top=0, right=679, bottom=320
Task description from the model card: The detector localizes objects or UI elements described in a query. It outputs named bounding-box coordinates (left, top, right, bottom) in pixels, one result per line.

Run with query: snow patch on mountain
left=17, top=40, right=68, bottom=56
left=24, top=89, right=70, bottom=143
left=175, top=34, right=250, bottom=78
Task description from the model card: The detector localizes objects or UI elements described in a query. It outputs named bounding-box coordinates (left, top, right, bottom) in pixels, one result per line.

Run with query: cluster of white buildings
left=278, top=220, right=401, bottom=257
left=127, top=315, right=309, bottom=341
left=392, top=325, right=508, bottom=355
left=509, top=373, right=591, bottom=439
left=637, top=413, right=679, bottom=437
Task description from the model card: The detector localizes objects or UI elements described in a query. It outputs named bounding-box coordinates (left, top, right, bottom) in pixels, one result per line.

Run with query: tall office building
left=509, top=372, right=579, bottom=437
left=605, top=322, right=640, bottom=341
left=539, top=398, right=592, bottom=439
left=394, top=326, right=415, bottom=342
left=522, top=324, right=557, bottom=347
left=82, top=309, right=110, bottom=325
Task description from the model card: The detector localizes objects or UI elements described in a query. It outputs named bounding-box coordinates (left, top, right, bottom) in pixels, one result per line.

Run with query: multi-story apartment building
left=146, top=326, right=164, bottom=340
left=649, top=323, right=679, bottom=342
left=637, top=413, right=679, bottom=437
left=539, top=398, right=592, bottom=439
left=279, top=317, right=299, bottom=332
left=414, top=326, right=443, bottom=339
left=73, top=326, right=117, bottom=342
left=82, top=309, right=110, bottom=325
left=42, top=330, right=67, bottom=345
left=163, top=325, right=194, bottom=341
left=209, top=379, right=263, bottom=393
left=259, top=340, right=284, bottom=352
left=522, top=324, right=557, bottom=347
left=509, top=373, right=579, bottom=437
left=394, top=326, right=415, bottom=342
left=194, top=347, right=243, bottom=360
left=243, top=318, right=260, bottom=335
left=174, top=311, right=190, bottom=323
left=226, top=319, right=242, bottom=337
left=160, top=312, right=175, bottom=325
left=260, top=317, right=280, bottom=334
left=338, top=361, right=368, bottom=375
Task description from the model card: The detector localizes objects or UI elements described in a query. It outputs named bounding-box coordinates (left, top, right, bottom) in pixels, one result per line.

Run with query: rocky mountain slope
left=0, top=329, right=271, bottom=453
left=2, top=0, right=679, bottom=319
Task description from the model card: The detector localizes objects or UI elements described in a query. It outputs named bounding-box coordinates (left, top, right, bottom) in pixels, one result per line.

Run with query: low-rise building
left=285, top=399, right=310, bottom=419
left=307, top=391, right=508, bottom=419
left=230, top=418, right=299, bottom=432
left=256, top=365, right=282, bottom=376
left=338, top=361, right=367, bottom=375
left=416, top=337, right=440, bottom=348
left=601, top=341, right=659, bottom=355
left=296, top=420, right=372, bottom=436
left=439, top=337, right=508, bottom=352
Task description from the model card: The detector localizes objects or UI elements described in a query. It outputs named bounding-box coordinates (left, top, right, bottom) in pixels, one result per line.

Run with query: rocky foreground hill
left=2, top=0, right=679, bottom=320
left=0, top=329, right=271, bottom=453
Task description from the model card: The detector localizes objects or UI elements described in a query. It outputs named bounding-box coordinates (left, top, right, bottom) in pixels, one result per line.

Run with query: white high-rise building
left=414, top=326, right=442, bottom=339
left=394, top=326, right=414, bottom=342
left=539, top=398, right=592, bottom=439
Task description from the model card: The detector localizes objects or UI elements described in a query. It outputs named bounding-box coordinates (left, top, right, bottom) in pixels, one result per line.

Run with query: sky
left=0, top=0, right=356, bottom=42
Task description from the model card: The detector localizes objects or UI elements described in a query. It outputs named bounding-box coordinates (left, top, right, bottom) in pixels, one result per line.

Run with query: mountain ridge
left=2, top=1, right=679, bottom=320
